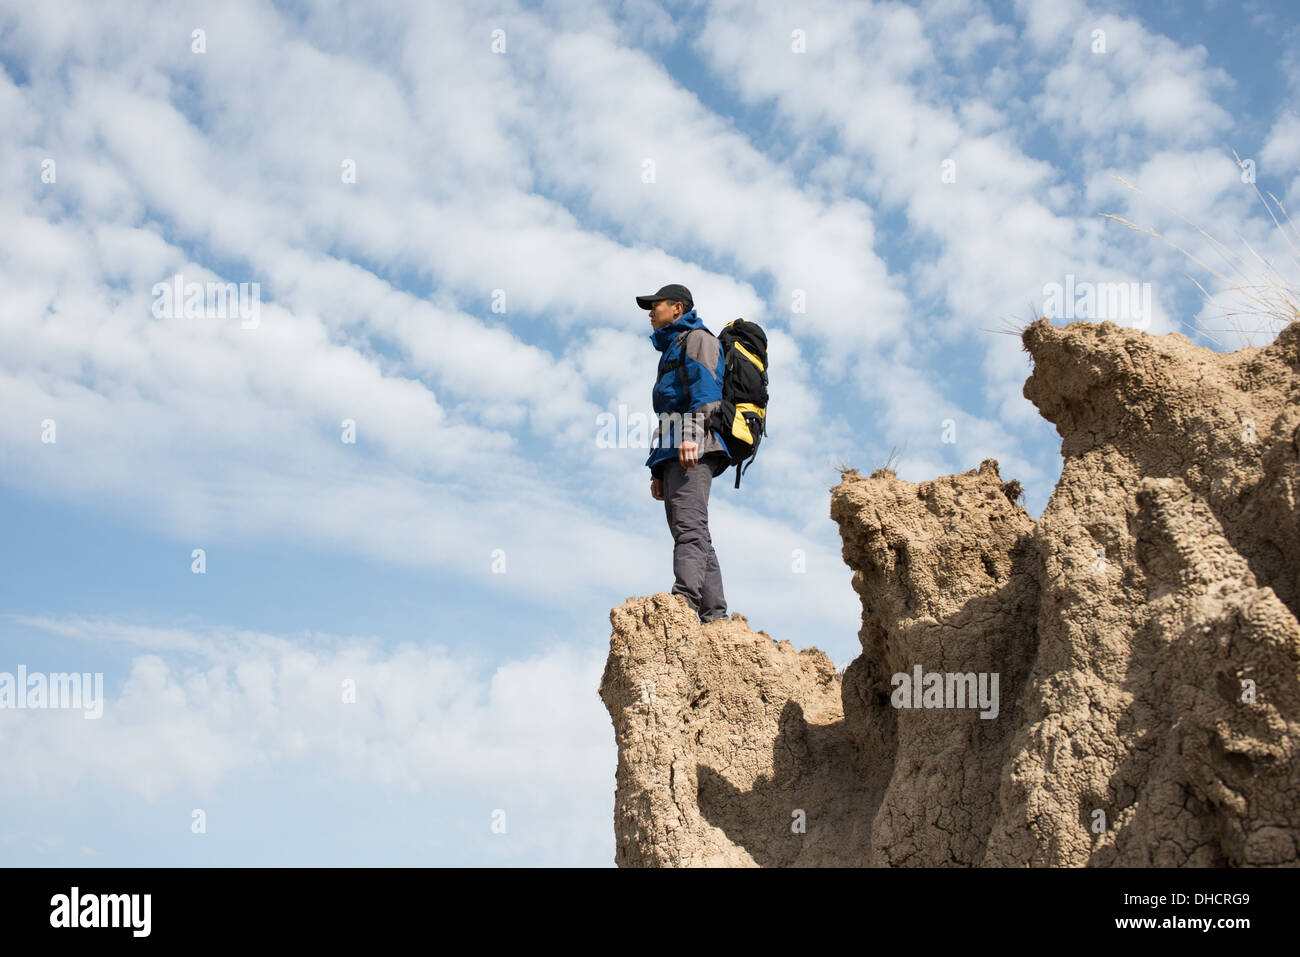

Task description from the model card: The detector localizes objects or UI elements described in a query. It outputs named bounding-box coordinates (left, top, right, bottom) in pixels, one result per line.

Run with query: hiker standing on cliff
left=639, top=283, right=731, bottom=624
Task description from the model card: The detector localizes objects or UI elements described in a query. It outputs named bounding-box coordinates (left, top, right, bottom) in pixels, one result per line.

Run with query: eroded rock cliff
left=600, top=318, right=1300, bottom=866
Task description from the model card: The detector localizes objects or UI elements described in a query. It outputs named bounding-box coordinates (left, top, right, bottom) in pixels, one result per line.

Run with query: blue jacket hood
left=649, top=309, right=706, bottom=352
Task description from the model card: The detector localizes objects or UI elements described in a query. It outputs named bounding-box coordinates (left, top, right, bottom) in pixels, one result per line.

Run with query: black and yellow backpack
left=710, top=318, right=769, bottom=488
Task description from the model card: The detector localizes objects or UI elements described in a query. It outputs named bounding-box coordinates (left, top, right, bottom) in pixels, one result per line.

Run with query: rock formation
left=600, top=318, right=1300, bottom=866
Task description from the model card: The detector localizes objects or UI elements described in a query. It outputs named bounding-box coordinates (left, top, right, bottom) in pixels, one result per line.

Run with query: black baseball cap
left=636, top=283, right=693, bottom=311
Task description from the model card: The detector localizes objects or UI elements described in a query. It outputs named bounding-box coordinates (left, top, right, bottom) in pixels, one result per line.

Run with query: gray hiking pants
left=661, top=452, right=728, bottom=621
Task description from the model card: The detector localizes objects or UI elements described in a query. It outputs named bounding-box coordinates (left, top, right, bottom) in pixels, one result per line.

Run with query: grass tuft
left=1101, top=156, right=1299, bottom=348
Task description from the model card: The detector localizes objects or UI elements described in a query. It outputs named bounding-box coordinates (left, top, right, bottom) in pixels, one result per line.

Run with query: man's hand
left=679, top=441, right=699, bottom=468
left=651, top=478, right=664, bottom=500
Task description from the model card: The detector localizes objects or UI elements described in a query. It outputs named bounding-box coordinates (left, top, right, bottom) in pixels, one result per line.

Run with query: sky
left=0, top=0, right=1297, bottom=867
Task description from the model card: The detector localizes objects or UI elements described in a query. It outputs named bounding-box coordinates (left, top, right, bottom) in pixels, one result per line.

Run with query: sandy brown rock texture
left=601, top=318, right=1300, bottom=867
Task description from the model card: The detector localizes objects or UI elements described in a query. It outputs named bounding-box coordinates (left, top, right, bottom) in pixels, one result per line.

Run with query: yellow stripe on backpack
left=730, top=403, right=765, bottom=444
left=734, top=342, right=764, bottom=372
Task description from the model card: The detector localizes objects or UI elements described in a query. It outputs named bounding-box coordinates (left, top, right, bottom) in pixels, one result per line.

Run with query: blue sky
left=0, top=0, right=1297, bottom=866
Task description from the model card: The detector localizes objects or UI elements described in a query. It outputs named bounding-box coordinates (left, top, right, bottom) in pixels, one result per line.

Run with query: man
left=637, top=283, right=730, bottom=625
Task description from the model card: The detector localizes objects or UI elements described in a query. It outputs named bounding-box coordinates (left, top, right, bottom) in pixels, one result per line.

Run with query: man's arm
left=679, top=330, right=724, bottom=448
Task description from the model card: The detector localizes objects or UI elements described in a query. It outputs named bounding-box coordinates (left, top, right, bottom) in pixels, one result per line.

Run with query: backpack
left=709, top=318, right=769, bottom=488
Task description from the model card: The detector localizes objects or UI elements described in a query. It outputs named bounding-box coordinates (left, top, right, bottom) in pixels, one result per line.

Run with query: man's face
left=648, top=299, right=682, bottom=331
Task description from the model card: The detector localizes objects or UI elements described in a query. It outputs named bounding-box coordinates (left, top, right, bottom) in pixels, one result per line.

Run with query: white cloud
left=1033, top=13, right=1233, bottom=151
left=1261, top=109, right=1300, bottom=203
left=0, top=616, right=611, bottom=805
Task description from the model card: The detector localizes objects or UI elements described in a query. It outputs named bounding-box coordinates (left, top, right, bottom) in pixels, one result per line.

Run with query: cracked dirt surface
left=600, top=319, right=1300, bottom=866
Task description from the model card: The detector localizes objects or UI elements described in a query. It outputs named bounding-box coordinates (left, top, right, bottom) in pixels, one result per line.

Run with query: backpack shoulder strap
left=676, top=330, right=694, bottom=408
left=661, top=327, right=714, bottom=408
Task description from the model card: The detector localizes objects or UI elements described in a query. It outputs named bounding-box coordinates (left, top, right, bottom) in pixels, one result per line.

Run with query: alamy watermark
left=151, top=273, right=260, bottom=329
left=1042, top=274, right=1151, bottom=329
left=50, top=887, right=150, bottom=937
left=891, top=665, right=999, bottom=719
left=595, top=406, right=712, bottom=449
left=0, top=665, right=104, bottom=719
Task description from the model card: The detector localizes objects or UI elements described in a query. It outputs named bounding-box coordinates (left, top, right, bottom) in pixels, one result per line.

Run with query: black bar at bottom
left=0, top=866, right=1283, bottom=942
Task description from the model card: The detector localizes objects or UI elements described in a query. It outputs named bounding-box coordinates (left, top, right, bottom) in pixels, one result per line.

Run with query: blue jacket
left=646, top=309, right=731, bottom=478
